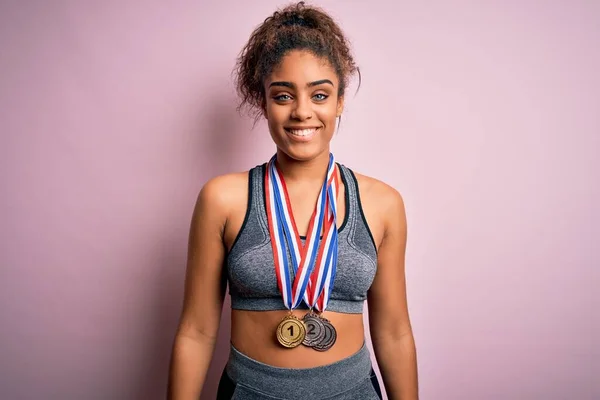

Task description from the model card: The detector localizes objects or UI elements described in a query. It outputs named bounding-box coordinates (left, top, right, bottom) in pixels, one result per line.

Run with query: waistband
left=225, top=342, right=373, bottom=398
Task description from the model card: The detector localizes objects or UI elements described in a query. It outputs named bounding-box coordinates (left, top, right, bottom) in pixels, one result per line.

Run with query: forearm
left=168, top=333, right=217, bottom=400
left=372, top=333, right=418, bottom=400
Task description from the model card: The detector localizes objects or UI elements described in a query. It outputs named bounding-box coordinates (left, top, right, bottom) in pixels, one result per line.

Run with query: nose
left=290, top=95, right=312, bottom=121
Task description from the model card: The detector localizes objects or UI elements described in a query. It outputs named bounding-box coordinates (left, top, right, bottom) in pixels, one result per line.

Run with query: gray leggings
left=216, top=342, right=383, bottom=399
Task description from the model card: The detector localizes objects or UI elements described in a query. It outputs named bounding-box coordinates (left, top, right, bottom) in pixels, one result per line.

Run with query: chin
left=278, top=143, right=330, bottom=162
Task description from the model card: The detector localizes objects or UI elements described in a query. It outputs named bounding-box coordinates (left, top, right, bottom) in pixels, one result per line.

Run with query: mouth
left=284, top=127, right=321, bottom=141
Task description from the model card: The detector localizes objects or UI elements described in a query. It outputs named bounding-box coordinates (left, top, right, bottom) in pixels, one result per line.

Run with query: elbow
left=370, top=329, right=417, bottom=359
left=175, top=320, right=220, bottom=345
left=370, top=321, right=415, bottom=346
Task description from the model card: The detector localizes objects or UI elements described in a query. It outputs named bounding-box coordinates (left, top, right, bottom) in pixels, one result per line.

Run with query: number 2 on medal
left=308, top=324, right=315, bottom=335
left=287, top=325, right=294, bottom=336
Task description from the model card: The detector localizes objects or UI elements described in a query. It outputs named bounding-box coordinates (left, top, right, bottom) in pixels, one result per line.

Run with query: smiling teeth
left=288, top=128, right=317, bottom=136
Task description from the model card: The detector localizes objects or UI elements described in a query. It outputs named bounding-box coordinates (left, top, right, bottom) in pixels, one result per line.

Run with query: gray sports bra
left=226, top=163, right=378, bottom=314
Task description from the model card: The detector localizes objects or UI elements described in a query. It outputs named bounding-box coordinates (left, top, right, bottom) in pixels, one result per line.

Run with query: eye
left=313, top=93, right=328, bottom=101
left=273, top=94, right=292, bottom=101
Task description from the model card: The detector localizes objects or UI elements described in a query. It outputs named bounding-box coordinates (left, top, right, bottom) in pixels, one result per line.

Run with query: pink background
left=1, top=1, right=597, bottom=399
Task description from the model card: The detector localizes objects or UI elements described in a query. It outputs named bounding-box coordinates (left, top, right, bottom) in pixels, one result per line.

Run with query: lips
left=285, top=127, right=320, bottom=137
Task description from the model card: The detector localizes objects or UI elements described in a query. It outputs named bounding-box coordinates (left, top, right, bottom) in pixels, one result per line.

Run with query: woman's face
left=263, top=50, right=344, bottom=162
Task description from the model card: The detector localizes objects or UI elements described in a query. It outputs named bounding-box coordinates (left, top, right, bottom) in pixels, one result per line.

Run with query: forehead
left=267, top=50, right=338, bottom=86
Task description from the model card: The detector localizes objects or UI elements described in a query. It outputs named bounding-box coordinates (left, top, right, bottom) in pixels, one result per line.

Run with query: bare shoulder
left=199, top=171, right=248, bottom=206
left=352, top=171, right=405, bottom=216
left=193, top=171, right=250, bottom=228
left=350, top=170, right=406, bottom=246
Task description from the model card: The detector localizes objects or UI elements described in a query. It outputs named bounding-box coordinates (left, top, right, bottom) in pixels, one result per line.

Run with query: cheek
left=317, top=104, right=339, bottom=125
left=266, top=104, right=288, bottom=123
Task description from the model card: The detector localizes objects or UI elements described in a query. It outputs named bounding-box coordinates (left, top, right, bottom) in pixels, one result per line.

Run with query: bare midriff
left=230, top=309, right=366, bottom=368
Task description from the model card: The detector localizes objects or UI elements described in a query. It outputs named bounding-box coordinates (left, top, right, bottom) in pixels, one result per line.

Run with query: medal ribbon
left=265, top=153, right=339, bottom=312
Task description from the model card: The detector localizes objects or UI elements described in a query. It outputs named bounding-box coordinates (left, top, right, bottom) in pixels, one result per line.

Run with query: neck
left=275, top=148, right=332, bottom=183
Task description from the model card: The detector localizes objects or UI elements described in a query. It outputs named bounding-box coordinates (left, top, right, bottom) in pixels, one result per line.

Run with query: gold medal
left=276, top=314, right=306, bottom=348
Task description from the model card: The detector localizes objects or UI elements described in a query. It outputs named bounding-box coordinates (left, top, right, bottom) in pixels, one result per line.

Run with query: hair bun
left=280, top=6, right=317, bottom=29
left=281, top=14, right=311, bottom=27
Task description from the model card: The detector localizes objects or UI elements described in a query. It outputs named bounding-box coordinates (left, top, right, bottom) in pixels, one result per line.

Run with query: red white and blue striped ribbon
left=265, top=153, right=339, bottom=312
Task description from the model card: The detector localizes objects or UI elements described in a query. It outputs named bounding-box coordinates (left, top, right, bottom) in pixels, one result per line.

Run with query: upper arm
left=367, top=186, right=412, bottom=340
left=176, top=176, right=232, bottom=341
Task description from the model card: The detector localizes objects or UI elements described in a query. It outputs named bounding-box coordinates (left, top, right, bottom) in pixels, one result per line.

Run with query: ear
left=261, top=99, right=268, bottom=118
left=336, top=95, right=345, bottom=117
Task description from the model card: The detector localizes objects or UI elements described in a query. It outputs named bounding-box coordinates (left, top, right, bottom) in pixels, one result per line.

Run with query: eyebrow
left=269, top=79, right=334, bottom=89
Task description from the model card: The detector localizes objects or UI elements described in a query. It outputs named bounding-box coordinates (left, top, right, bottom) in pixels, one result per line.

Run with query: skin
left=168, top=50, right=418, bottom=400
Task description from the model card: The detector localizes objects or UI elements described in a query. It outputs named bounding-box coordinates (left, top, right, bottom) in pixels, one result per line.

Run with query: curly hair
left=234, top=1, right=359, bottom=122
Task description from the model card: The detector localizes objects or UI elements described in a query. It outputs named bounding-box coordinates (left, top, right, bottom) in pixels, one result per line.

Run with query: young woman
left=168, top=2, right=418, bottom=399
